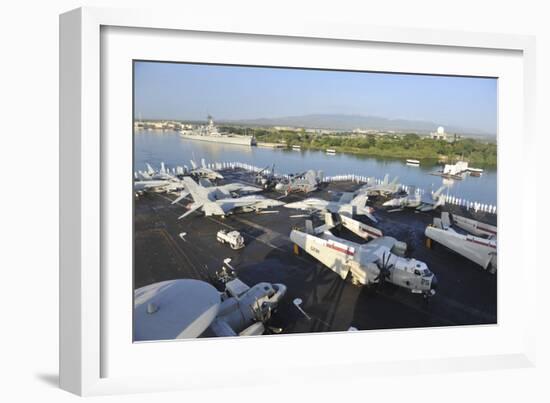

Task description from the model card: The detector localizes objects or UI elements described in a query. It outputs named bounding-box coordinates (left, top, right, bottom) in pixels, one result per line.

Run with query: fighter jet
left=134, top=162, right=186, bottom=194
left=356, top=174, right=401, bottom=197
left=135, top=179, right=173, bottom=192
left=290, top=213, right=437, bottom=296
left=136, top=162, right=174, bottom=181
left=284, top=192, right=378, bottom=223
left=171, top=177, right=262, bottom=205
left=177, top=177, right=284, bottom=219
left=134, top=259, right=287, bottom=340
left=189, top=158, right=224, bottom=180
left=255, top=164, right=277, bottom=189
left=275, top=169, right=322, bottom=194
left=383, top=185, right=447, bottom=212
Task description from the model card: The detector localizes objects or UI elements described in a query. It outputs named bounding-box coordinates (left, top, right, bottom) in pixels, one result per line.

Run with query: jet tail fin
left=441, top=212, right=451, bottom=229
left=305, top=220, right=314, bottom=235
left=305, top=170, right=317, bottom=185
left=199, top=178, right=213, bottom=187
left=309, top=212, right=341, bottom=234
left=324, top=212, right=338, bottom=228
left=433, top=185, right=447, bottom=199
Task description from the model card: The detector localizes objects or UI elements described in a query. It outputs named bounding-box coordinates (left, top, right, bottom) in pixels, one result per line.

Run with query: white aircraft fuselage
left=290, top=228, right=437, bottom=295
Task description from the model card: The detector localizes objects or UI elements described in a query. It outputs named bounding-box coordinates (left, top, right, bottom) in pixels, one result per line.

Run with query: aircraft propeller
left=374, top=251, right=393, bottom=284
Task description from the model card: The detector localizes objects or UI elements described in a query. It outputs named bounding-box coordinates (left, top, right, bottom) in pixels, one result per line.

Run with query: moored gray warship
left=180, top=115, right=256, bottom=146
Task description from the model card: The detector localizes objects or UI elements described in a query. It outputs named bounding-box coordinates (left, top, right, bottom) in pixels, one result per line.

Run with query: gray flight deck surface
left=134, top=169, right=497, bottom=335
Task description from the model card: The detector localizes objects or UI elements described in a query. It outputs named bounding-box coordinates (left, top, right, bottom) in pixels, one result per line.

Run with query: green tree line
left=220, top=127, right=497, bottom=166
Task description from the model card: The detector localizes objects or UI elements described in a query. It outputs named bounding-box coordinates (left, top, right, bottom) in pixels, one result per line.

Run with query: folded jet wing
left=312, top=213, right=382, bottom=239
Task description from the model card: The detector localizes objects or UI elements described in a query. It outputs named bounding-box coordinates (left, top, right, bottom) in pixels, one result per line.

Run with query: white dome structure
left=430, top=126, right=450, bottom=141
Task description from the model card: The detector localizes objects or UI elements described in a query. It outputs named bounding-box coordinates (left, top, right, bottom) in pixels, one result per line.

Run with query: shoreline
left=135, top=129, right=496, bottom=168
left=281, top=144, right=497, bottom=168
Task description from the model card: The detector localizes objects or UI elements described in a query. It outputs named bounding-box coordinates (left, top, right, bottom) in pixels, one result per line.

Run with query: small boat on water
left=292, top=145, right=301, bottom=151
left=406, top=159, right=420, bottom=166
left=432, top=160, right=468, bottom=180
left=467, top=167, right=484, bottom=177
left=326, top=149, right=336, bottom=155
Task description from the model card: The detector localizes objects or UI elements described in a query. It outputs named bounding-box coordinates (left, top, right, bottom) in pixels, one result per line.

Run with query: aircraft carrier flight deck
left=134, top=168, right=497, bottom=335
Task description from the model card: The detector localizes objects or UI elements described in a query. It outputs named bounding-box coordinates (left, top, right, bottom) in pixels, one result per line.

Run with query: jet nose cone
left=431, top=275, right=438, bottom=290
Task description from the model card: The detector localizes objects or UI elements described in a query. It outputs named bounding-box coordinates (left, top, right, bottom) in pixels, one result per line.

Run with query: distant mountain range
left=224, top=114, right=494, bottom=138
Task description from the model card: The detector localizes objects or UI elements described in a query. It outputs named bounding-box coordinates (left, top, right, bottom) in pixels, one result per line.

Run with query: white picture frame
left=60, top=6, right=537, bottom=396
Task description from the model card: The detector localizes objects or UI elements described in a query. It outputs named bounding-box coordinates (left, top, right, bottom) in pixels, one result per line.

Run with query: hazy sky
left=134, top=61, right=497, bottom=134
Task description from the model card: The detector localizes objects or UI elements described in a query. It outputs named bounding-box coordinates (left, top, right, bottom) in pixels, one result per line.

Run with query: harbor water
left=134, top=130, right=497, bottom=205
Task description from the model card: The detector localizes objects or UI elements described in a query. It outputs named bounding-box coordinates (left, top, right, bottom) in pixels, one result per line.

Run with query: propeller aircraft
left=290, top=213, right=438, bottom=296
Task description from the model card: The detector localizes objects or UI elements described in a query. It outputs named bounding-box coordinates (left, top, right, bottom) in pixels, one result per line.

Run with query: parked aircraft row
left=134, top=159, right=224, bottom=195
left=383, top=185, right=448, bottom=212
left=274, top=169, right=323, bottom=194
left=136, top=161, right=455, bottom=223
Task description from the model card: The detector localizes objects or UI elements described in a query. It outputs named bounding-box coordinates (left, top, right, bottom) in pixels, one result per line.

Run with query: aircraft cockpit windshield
left=413, top=262, right=432, bottom=277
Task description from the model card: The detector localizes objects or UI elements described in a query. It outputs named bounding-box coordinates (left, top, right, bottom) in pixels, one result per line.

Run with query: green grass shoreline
left=221, top=127, right=497, bottom=167
left=283, top=143, right=496, bottom=167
